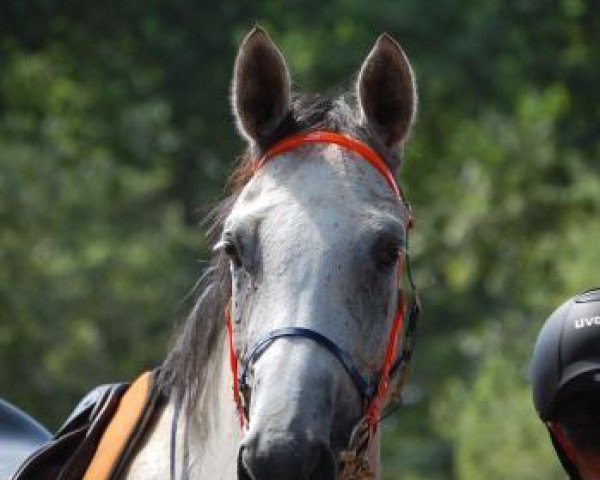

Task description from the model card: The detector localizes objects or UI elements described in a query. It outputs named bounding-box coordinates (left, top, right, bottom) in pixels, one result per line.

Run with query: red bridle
left=224, top=130, right=414, bottom=433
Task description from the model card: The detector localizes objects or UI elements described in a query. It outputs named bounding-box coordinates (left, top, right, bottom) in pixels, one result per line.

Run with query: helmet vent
left=575, top=288, right=600, bottom=303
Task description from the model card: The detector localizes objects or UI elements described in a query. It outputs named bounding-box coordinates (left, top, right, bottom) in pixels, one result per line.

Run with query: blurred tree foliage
left=1, top=1, right=598, bottom=478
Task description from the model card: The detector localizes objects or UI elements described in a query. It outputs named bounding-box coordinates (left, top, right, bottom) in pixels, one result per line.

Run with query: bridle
left=224, top=130, right=421, bottom=472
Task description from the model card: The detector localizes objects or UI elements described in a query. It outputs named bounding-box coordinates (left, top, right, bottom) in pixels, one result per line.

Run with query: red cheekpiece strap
left=365, top=257, right=406, bottom=430
left=225, top=306, right=246, bottom=429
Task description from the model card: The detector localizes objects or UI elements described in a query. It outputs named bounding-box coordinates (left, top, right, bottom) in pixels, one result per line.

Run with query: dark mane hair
left=158, top=91, right=402, bottom=410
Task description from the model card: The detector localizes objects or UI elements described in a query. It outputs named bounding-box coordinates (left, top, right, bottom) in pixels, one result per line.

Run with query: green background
left=1, top=1, right=598, bottom=478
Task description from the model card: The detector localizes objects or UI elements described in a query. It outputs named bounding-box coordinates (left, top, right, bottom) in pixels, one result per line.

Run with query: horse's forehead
left=232, top=145, right=403, bottom=227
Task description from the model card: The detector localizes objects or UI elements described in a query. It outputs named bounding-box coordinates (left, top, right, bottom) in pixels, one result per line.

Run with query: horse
left=2, top=27, right=419, bottom=480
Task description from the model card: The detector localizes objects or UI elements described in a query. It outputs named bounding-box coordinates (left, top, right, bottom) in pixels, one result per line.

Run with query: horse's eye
left=377, top=241, right=401, bottom=269
left=373, top=234, right=404, bottom=269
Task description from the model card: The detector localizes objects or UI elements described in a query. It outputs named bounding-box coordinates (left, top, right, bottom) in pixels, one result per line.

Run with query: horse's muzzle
left=238, top=430, right=336, bottom=480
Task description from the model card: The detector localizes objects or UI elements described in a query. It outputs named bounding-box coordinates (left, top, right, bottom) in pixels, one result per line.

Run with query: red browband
left=226, top=130, right=411, bottom=431
left=256, top=130, right=402, bottom=198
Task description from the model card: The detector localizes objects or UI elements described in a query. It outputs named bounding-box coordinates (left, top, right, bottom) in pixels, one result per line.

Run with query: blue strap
left=239, top=327, right=375, bottom=400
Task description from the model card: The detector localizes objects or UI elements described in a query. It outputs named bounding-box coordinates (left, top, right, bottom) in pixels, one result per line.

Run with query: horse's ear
left=357, top=34, right=417, bottom=150
left=232, top=27, right=291, bottom=144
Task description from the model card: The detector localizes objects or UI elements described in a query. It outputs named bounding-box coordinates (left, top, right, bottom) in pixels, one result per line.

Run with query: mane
left=158, top=91, right=402, bottom=411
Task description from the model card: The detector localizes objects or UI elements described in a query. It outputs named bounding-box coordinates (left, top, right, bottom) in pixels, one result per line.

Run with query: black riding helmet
left=531, top=287, right=600, bottom=479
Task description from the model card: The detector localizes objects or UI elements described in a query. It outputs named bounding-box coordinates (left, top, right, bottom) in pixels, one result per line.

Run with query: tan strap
left=82, top=372, right=152, bottom=480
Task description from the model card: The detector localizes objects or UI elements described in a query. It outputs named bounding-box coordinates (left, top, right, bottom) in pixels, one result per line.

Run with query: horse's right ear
left=232, top=27, right=291, bottom=144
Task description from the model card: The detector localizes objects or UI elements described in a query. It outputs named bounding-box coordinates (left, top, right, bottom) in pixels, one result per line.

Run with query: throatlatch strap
left=82, top=371, right=153, bottom=480
left=389, top=231, right=422, bottom=384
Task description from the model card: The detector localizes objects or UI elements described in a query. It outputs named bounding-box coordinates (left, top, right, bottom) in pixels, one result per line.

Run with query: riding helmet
left=531, top=287, right=600, bottom=421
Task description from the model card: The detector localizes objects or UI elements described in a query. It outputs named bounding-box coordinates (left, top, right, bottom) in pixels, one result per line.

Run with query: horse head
left=224, top=27, right=417, bottom=480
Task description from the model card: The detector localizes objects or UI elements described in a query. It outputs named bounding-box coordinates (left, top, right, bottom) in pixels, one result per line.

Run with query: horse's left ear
left=357, top=34, right=417, bottom=150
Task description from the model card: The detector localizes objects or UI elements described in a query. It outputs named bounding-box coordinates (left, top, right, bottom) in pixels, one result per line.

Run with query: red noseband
left=225, top=130, right=415, bottom=432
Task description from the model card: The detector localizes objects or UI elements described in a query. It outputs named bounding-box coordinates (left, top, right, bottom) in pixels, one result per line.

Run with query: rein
left=223, top=130, right=421, bottom=476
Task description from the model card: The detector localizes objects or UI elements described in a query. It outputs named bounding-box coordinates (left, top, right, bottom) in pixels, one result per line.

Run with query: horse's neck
left=124, top=338, right=242, bottom=480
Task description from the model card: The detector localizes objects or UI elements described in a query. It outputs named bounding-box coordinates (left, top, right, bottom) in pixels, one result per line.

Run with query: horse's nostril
left=239, top=433, right=335, bottom=480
